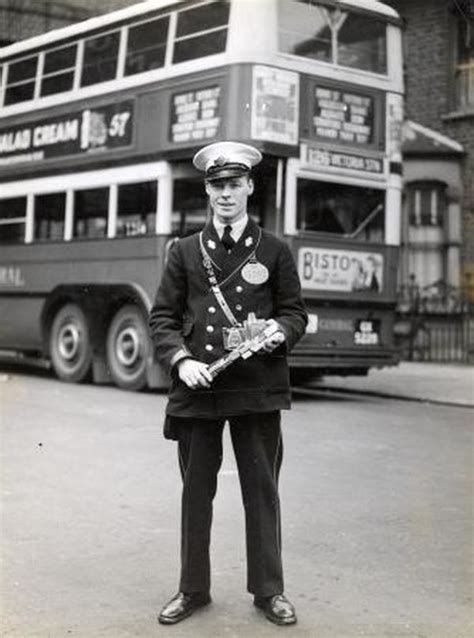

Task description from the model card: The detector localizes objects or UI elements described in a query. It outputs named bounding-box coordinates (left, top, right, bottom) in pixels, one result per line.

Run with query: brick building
left=386, top=0, right=474, bottom=302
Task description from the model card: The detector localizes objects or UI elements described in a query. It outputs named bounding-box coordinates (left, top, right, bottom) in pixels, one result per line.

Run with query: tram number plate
left=354, top=319, right=380, bottom=345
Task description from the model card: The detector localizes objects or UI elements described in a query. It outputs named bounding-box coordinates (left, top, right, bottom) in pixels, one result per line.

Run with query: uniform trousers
left=172, top=411, right=284, bottom=597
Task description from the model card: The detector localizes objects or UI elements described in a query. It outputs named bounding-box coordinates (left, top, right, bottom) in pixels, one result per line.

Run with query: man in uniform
left=149, top=141, right=307, bottom=626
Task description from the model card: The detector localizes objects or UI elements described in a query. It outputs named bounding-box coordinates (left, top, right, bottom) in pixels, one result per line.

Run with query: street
left=1, top=370, right=472, bottom=638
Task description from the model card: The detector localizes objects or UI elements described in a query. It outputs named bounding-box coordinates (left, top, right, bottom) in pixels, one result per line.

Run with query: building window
left=81, top=31, right=120, bottom=87
left=40, top=44, right=77, bottom=97
left=73, top=188, right=108, bottom=239
left=4, top=55, right=38, bottom=105
left=408, top=182, right=446, bottom=227
left=278, top=0, right=387, bottom=74
left=0, top=197, right=27, bottom=243
left=125, top=16, right=169, bottom=76
left=405, top=182, right=447, bottom=289
left=454, top=10, right=474, bottom=110
left=173, top=1, right=230, bottom=64
left=34, top=192, right=66, bottom=241
left=116, top=181, right=157, bottom=237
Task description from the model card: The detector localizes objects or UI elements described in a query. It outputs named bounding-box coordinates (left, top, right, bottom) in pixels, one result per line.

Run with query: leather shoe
left=158, top=591, right=211, bottom=625
left=254, top=594, right=297, bottom=625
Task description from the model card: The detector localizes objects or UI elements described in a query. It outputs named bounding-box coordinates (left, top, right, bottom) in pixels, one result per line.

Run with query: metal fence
left=395, top=282, right=474, bottom=363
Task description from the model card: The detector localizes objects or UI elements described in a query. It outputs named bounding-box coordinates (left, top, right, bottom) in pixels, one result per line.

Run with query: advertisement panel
left=0, top=100, right=134, bottom=166
left=251, top=65, right=299, bottom=145
left=298, top=246, right=384, bottom=293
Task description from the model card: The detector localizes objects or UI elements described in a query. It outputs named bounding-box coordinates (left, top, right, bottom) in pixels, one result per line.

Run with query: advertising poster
left=0, top=100, right=134, bottom=166
left=298, top=246, right=384, bottom=293
left=251, top=65, right=299, bottom=145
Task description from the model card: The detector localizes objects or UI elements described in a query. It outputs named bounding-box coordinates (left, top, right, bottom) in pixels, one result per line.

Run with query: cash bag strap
left=199, top=232, right=240, bottom=327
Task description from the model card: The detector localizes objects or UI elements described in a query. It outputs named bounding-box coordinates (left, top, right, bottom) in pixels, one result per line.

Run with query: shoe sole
left=158, top=599, right=211, bottom=625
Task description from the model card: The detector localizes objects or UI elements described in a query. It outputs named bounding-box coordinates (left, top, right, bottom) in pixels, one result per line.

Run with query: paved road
left=1, top=371, right=472, bottom=638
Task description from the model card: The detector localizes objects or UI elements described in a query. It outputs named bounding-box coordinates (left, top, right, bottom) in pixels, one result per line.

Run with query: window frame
left=4, top=53, right=39, bottom=106
left=0, top=196, right=28, bottom=244
left=40, top=42, right=78, bottom=97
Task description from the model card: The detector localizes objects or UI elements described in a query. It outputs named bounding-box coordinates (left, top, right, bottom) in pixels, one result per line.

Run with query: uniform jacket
left=149, top=217, right=308, bottom=418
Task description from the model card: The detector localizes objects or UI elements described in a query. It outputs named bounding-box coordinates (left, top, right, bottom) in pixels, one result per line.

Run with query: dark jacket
left=149, top=217, right=307, bottom=418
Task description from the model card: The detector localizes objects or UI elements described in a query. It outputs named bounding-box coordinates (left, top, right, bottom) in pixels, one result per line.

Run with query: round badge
left=241, top=261, right=269, bottom=285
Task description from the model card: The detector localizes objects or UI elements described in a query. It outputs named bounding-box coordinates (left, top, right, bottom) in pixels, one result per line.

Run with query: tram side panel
left=0, top=236, right=169, bottom=388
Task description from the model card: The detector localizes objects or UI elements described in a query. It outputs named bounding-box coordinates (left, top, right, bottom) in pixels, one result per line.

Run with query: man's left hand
left=262, top=319, right=286, bottom=353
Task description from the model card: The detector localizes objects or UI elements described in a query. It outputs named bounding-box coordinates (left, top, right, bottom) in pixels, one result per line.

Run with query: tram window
left=73, top=188, right=108, bottom=239
left=116, top=181, right=157, bottom=237
left=125, top=16, right=169, bottom=76
left=337, top=14, right=387, bottom=74
left=296, top=180, right=384, bottom=243
left=173, top=1, right=230, bottom=63
left=5, top=55, right=38, bottom=105
left=81, top=32, right=120, bottom=87
left=40, top=44, right=77, bottom=96
left=172, top=178, right=209, bottom=236
left=173, top=31, right=228, bottom=63
left=34, top=193, right=66, bottom=242
left=176, top=2, right=229, bottom=37
left=278, top=0, right=331, bottom=62
left=0, top=197, right=27, bottom=244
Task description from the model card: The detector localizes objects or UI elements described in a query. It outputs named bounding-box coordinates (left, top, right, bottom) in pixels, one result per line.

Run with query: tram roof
left=0, top=0, right=400, bottom=61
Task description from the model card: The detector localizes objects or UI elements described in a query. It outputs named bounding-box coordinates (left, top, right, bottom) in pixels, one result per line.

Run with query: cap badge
left=213, top=156, right=228, bottom=168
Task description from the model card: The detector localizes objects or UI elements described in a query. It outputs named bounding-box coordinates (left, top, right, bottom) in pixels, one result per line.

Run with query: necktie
left=221, top=225, right=235, bottom=252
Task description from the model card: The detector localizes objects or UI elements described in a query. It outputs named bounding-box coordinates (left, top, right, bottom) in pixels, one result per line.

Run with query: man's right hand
left=177, top=358, right=213, bottom=389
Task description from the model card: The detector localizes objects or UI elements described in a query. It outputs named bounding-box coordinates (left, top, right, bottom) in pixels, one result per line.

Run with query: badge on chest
left=241, top=258, right=269, bottom=285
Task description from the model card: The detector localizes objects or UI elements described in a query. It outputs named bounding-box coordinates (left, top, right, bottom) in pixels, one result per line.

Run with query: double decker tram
left=0, top=0, right=404, bottom=390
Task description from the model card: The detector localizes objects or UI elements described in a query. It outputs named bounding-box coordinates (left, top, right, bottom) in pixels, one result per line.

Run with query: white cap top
left=193, top=141, right=262, bottom=180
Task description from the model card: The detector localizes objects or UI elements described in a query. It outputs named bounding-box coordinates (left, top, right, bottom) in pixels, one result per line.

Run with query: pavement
left=312, top=362, right=474, bottom=408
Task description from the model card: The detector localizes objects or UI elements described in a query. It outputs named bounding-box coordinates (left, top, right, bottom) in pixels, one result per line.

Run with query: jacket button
left=236, top=285, right=243, bottom=292
left=205, top=344, right=214, bottom=352
left=235, top=304, right=242, bottom=311
left=208, top=306, right=216, bottom=314
left=206, top=325, right=214, bottom=333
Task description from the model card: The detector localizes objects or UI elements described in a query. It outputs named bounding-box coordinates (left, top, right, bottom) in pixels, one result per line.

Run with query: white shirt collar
left=213, top=214, right=248, bottom=242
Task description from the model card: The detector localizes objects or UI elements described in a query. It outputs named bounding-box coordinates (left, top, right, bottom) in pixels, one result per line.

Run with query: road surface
left=1, top=370, right=472, bottom=637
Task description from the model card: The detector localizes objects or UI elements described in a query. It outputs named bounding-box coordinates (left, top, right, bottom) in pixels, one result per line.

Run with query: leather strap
left=199, top=233, right=240, bottom=327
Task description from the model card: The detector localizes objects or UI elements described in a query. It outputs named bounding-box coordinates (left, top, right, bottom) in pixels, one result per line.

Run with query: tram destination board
left=310, top=84, right=377, bottom=147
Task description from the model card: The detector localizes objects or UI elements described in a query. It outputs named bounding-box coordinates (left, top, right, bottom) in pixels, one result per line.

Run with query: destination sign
left=170, top=86, right=221, bottom=143
left=312, top=86, right=375, bottom=146
left=0, top=101, right=134, bottom=167
left=306, top=147, right=383, bottom=174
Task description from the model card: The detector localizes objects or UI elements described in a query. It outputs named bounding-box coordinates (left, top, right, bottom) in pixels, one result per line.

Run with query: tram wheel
left=49, top=303, right=92, bottom=383
left=106, top=305, right=150, bottom=391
